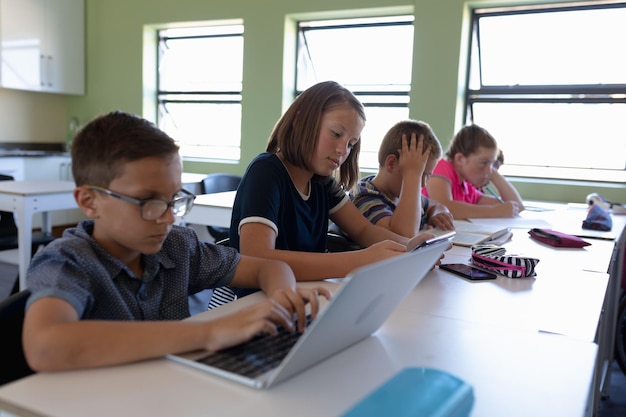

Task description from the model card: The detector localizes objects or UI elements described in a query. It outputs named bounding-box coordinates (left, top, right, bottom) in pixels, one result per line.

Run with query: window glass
left=467, top=5, right=626, bottom=182
left=157, top=24, right=243, bottom=161
left=158, top=100, right=241, bottom=160
left=475, top=8, right=626, bottom=86
left=472, top=102, right=626, bottom=170
left=358, top=106, right=409, bottom=168
left=297, top=16, right=414, bottom=170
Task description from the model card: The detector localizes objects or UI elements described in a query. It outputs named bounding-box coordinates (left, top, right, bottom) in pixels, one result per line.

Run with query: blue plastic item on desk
left=341, top=367, right=474, bottom=417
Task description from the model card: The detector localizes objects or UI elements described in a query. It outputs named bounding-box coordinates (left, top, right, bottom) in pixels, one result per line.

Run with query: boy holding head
left=350, top=120, right=454, bottom=238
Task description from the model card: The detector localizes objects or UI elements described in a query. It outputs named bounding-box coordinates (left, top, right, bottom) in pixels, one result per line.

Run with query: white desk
left=450, top=205, right=626, bottom=414
left=0, top=202, right=622, bottom=417
left=0, top=283, right=598, bottom=417
left=0, top=180, right=76, bottom=289
left=468, top=201, right=620, bottom=241
left=407, top=251, right=609, bottom=342
left=180, top=196, right=623, bottom=413
left=182, top=190, right=236, bottom=228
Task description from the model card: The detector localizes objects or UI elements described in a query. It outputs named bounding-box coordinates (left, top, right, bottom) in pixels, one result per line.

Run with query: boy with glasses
left=22, top=111, right=329, bottom=372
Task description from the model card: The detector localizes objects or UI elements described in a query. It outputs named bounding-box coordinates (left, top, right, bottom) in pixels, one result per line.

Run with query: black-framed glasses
left=87, top=186, right=196, bottom=220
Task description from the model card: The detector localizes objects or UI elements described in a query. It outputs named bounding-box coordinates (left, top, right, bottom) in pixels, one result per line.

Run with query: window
left=157, top=23, right=243, bottom=161
left=467, top=3, right=626, bottom=183
left=296, top=16, right=414, bottom=169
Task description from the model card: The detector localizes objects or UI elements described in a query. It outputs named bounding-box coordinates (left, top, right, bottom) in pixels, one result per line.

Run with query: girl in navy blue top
left=230, top=81, right=436, bottom=282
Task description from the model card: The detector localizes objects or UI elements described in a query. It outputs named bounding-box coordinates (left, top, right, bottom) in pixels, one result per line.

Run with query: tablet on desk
left=421, top=223, right=511, bottom=247
left=439, top=263, right=497, bottom=281
left=409, top=230, right=456, bottom=251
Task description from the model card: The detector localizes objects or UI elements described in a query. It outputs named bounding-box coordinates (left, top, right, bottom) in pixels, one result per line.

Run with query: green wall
left=67, top=0, right=626, bottom=204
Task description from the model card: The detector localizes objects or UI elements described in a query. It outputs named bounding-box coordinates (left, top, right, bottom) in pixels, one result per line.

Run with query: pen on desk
left=485, top=187, right=504, bottom=204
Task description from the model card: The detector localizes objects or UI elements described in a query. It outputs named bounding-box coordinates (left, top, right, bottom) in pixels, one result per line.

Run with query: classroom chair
left=0, top=289, right=35, bottom=385
left=201, top=173, right=241, bottom=242
left=326, top=231, right=358, bottom=253
left=207, top=237, right=238, bottom=309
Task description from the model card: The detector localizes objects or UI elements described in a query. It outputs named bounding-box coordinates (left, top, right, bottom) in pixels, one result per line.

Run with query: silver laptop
left=167, top=239, right=449, bottom=389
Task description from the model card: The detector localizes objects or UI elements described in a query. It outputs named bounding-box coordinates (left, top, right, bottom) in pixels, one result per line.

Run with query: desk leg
left=15, top=201, right=34, bottom=291
left=41, top=211, right=52, bottom=234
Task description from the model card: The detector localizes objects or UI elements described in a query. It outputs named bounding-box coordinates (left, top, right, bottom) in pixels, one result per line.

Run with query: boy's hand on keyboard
left=268, top=286, right=332, bottom=333
left=202, top=298, right=296, bottom=352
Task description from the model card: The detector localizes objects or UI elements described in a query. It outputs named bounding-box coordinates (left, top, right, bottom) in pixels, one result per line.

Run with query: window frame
left=465, top=2, right=626, bottom=183
left=156, top=22, right=244, bottom=163
left=295, top=15, right=415, bottom=170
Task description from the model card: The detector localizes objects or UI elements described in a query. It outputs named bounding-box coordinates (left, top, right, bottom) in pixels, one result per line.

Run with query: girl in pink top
left=423, top=124, right=524, bottom=219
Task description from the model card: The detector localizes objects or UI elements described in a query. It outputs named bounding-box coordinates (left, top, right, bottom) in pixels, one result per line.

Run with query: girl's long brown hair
left=266, top=81, right=366, bottom=189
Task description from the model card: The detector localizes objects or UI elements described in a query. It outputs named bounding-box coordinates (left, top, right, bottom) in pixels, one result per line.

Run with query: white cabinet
left=0, top=157, right=25, bottom=180
left=0, top=0, right=85, bottom=94
left=0, top=155, right=72, bottom=182
left=23, top=155, right=73, bottom=181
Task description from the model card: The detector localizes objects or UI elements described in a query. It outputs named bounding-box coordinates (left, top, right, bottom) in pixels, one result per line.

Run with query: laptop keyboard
left=196, top=315, right=312, bottom=379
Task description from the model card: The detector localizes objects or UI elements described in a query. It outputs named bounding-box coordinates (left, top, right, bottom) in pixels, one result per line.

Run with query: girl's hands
left=405, top=232, right=436, bottom=252
left=362, top=239, right=409, bottom=263
left=493, top=201, right=521, bottom=217
left=406, top=232, right=451, bottom=267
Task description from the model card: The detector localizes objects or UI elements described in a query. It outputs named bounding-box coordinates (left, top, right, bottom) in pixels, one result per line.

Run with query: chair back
left=202, top=173, right=242, bottom=194
left=205, top=237, right=238, bottom=309
left=201, top=174, right=242, bottom=242
left=326, top=232, right=359, bottom=252
left=0, top=210, right=18, bottom=236
left=0, top=289, right=35, bottom=385
left=0, top=174, right=55, bottom=253
left=0, top=174, right=18, bottom=236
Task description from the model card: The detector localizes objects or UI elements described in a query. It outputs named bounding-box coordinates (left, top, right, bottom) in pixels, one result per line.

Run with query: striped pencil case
left=470, top=245, right=539, bottom=278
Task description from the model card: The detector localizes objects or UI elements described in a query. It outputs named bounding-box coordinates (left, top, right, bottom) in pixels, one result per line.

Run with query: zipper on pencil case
left=471, top=254, right=526, bottom=274
left=531, top=228, right=561, bottom=242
